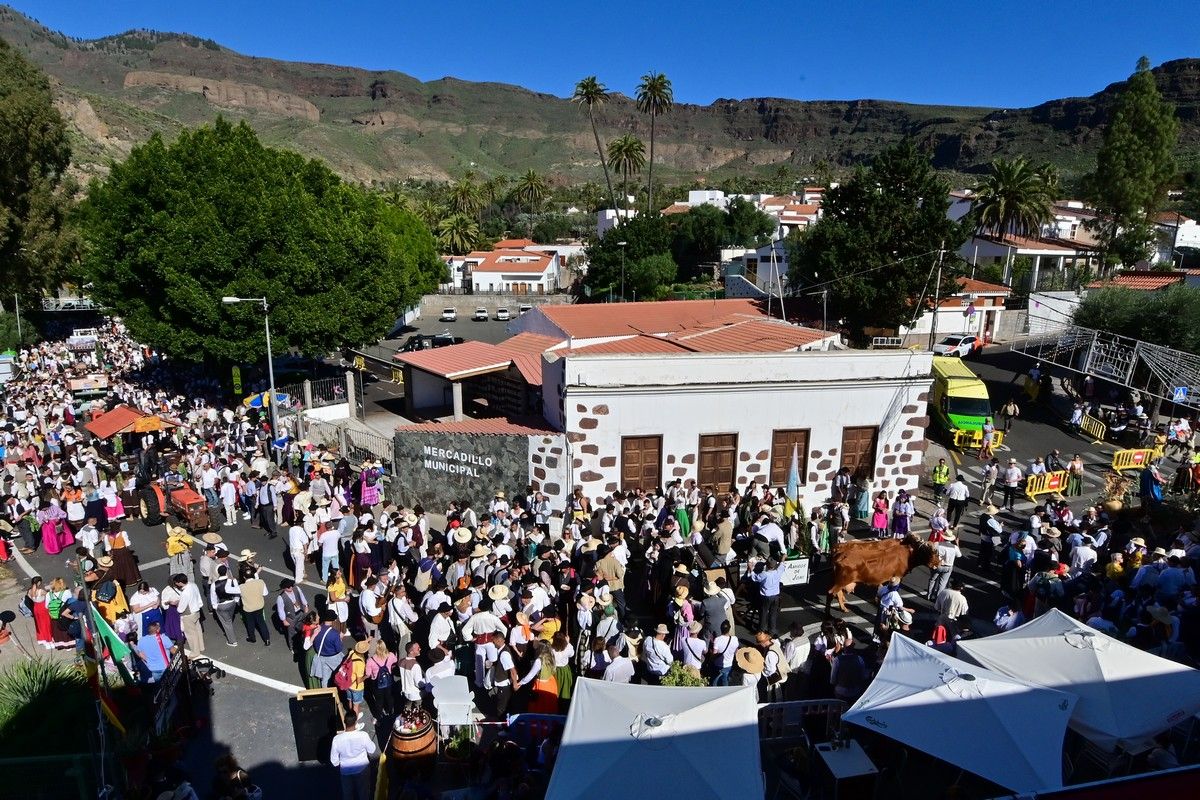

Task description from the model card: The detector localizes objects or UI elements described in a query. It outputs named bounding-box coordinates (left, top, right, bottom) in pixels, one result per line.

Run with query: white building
left=597, top=208, right=636, bottom=237
left=900, top=277, right=1011, bottom=344
left=455, top=248, right=561, bottom=294
left=1154, top=212, right=1200, bottom=264
left=391, top=300, right=931, bottom=512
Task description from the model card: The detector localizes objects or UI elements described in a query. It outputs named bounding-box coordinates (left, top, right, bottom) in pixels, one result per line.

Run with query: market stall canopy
left=84, top=405, right=146, bottom=440
left=546, top=678, right=763, bottom=800
left=843, top=634, right=1076, bottom=794
left=131, top=414, right=178, bottom=434
left=957, top=608, right=1200, bottom=751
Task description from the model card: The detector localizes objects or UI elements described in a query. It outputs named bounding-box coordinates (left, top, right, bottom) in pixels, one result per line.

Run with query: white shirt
left=641, top=636, right=673, bottom=676
left=174, top=583, right=204, bottom=615
left=428, top=614, right=454, bottom=649
left=329, top=730, right=376, bottom=772
left=288, top=525, right=308, bottom=552
left=946, top=481, right=969, bottom=502
left=603, top=655, right=635, bottom=683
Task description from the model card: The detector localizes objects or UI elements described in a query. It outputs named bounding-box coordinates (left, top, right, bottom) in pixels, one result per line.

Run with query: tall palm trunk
left=647, top=114, right=655, bottom=214
left=589, top=107, right=618, bottom=215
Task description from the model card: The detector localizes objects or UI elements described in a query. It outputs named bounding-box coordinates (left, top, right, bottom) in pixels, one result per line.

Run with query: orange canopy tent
left=84, top=405, right=179, bottom=440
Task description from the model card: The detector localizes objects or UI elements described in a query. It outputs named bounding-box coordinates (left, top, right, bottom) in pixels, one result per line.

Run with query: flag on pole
left=784, top=443, right=800, bottom=518
left=89, top=603, right=130, bottom=663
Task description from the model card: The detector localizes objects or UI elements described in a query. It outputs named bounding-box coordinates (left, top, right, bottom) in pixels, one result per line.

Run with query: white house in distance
left=390, top=299, right=933, bottom=513
left=899, top=277, right=1011, bottom=344
left=443, top=244, right=562, bottom=294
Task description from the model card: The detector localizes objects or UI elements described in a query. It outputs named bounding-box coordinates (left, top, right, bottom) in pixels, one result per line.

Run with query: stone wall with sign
left=392, top=430, right=565, bottom=512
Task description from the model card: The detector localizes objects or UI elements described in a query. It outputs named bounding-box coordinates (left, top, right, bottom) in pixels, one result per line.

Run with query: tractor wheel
left=140, top=490, right=163, bottom=527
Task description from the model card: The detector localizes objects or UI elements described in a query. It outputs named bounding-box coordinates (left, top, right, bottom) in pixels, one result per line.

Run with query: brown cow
left=825, top=534, right=940, bottom=613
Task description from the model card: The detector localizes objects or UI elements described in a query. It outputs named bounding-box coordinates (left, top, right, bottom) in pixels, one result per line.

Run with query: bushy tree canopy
left=1074, top=285, right=1200, bottom=355
left=81, top=119, right=442, bottom=362
left=785, top=140, right=969, bottom=337
left=0, top=38, right=78, bottom=301
left=582, top=213, right=674, bottom=300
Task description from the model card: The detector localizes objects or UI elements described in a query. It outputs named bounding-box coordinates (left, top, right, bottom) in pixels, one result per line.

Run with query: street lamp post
left=617, top=240, right=628, bottom=301
left=222, top=296, right=279, bottom=461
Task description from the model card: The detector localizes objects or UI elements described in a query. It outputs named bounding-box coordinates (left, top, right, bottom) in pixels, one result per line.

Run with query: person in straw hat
left=640, top=623, right=674, bottom=684
left=735, top=646, right=765, bottom=689
left=163, top=524, right=196, bottom=578
left=977, top=503, right=1003, bottom=574
left=927, top=528, right=960, bottom=601
left=343, top=639, right=371, bottom=721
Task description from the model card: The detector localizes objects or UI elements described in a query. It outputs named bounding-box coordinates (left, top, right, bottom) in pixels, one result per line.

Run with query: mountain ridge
left=3, top=5, right=1198, bottom=187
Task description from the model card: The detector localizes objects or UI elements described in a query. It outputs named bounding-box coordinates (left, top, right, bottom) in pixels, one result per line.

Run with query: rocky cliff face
left=3, top=5, right=1197, bottom=184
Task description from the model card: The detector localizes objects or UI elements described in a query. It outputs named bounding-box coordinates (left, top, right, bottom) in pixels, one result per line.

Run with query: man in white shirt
left=330, top=711, right=375, bottom=792
left=287, top=523, right=309, bottom=583
left=927, top=531, right=961, bottom=600
left=602, top=643, right=635, bottom=683
left=484, top=631, right=520, bottom=717
left=427, top=603, right=455, bottom=653
left=1002, top=459, right=1024, bottom=511
left=641, top=623, right=674, bottom=683
left=165, top=573, right=206, bottom=655
left=945, top=476, right=970, bottom=528
left=359, top=578, right=383, bottom=639
left=463, top=604, right=507, bottom=688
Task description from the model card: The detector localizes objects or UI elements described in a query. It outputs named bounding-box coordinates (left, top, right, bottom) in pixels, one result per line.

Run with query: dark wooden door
left=621, top=436, right=662, bottom=491
left=770, top=429, right=810, bottom=486
left=840, top=426, right=879, bottom=480
left=698, top=433, right=738, bottom=491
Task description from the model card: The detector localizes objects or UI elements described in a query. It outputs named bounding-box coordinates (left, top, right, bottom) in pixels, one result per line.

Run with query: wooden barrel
left=387, top=716, right=436, bottom=760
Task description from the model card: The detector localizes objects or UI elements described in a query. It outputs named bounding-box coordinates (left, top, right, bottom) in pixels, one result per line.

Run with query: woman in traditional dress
left=46, top=577, right=76, bottom=649
left=62, top=486, right=87, bottom=534
left=102, top=522, right=141, bottom=586
left=128, top=580, right=162, bottom=636
left=524, top=641, right=559, bottom=714
left=27, top=576, right=54, bottom=649
left=38, top=500, right=74, bottom=556
left=326, top=569, right=350, bottom=632
left=668, top=584, right=695, bottom=656
left=101, top=478, right=125, bottom=522
left=870, top=491, right=890, bottom=538
left=890, top=491, right=914, bottom=539
left=550, top=631, right=575, bottom=707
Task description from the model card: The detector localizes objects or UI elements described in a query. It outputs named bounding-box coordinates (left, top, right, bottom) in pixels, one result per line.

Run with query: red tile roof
left=661, top=202, right=691, bottom=215
left=534, top=299, right=765, bottom=339
left=492, top=238, right=537, bottom=249
left=84, top=404, right=146, bottom=440
left=470, top=249, right=554, bottom=274
left=393, top=341, right=513, bottom=379
left=508, top=353, right=545, bottom=386
left=956, top=277, right=1011, bottom=295
left=781, top=203, right=820, bottom=215
left=495, top=332, right=562, bottom=354
left=1086, top=271, right=1185, bottom=291
left=394, top=416, right=558, bottom=435
left=1155, top=211, right=1193, bottom=225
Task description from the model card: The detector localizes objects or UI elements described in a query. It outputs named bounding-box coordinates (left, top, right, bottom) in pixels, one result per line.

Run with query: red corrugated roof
left=508, top=353, right=544, bottom=386
left=394, top=416, right=558, bottom=435
left=393, top=341, right=513, bottom=379
left=471, top=250, right=554, bottom=274
left=666, top=318, right=830, bottom=352
left=1087, top=271, right=1184, bottom=291
left=496, top=332, right=562, bottom=354
left=957, top=277, right=1011, bottom=295
left=493, top=238, right=537, bottom=249
left=567, top=335, right=690, bottom=356
left=535, top=299, right=764, bottom=339
left=84, top=404, right=146, bottom=440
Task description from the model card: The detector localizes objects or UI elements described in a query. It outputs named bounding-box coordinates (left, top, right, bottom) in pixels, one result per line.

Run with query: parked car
left=439, top=307, right=458, bottom=322
left=518, top=304, right=533, bottom=316
left=397, top=332, right=464, bottom=352
left=495, top=308, right=511, bottom=321
left=932, top=335, right=982, bottom=357
left=472, top=306, right=489, bottom=321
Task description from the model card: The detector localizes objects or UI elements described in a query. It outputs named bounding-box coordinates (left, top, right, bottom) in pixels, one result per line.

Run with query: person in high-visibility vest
left=931, top=458, right=950, bottom=502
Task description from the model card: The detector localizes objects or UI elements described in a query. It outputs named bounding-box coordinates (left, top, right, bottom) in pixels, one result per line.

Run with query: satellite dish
left=780, top=225, right=790, bottom=237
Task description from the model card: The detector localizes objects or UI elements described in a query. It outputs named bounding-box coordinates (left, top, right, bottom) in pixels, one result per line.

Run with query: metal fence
left=309, top=376, right=347, bottom=408
left=304, top=418, right=394, bottom=471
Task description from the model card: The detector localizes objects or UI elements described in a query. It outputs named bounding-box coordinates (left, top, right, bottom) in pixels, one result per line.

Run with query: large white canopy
left=843, top=634, right=1076, bottom=793
left=957, top=608, right=1200, bottom=750
left=545, top=678, right=763, bottom=800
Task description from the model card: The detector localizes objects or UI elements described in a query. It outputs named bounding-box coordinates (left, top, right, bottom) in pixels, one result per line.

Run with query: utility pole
left=927, top=242, right=945, bottom=351
left=821, top=289, right=828, bottom=332
left=13, top=294, right=21, bottom=345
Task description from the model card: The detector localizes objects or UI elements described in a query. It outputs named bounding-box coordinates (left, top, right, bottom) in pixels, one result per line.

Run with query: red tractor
left=140, top=481, right=217, bottom=533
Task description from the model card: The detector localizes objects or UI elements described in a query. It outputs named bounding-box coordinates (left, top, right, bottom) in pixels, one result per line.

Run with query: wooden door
left=698, top=433, right=738, bottom=491
left=840, top=426, right=878, bottom=480
left=621, top=436, right=662, bottom=492
left=770, top=429, right=810, bottom=486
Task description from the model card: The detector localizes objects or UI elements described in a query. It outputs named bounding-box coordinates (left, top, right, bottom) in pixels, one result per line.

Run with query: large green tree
left=635, top=72, right=673, bottom=215
left=572, top=77, right=619, bottom=215
left=1084, top=57, right=1180, bottom=266
left=785, top=140, right=970, bottom=338
left=582, top=213, right=673, bottom=300
left=1074, top=285, right=1200, bottom=355
left=80, top=118, right=442, bottom=363
left=0, top=38, right=79, bottom=305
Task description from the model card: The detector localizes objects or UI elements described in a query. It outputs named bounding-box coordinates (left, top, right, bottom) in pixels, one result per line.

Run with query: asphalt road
left=386, top=313, right=515, bottom=347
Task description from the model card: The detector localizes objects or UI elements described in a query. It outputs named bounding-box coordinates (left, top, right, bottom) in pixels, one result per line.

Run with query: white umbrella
left=843, top=634, right=1076, bottom=793
left=958, top=608, right=1200, bottom=750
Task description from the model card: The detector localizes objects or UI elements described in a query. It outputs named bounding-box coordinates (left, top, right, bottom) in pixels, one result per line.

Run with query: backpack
left=413, top=562, right=433, bottom=593
left=333, top=655, right=357, bottom=691
left=372, top=658, right=393, bottom=689
left=95, top=581, right=118, bottom=604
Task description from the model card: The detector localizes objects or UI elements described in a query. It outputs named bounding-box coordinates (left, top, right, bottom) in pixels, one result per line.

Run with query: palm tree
left=635, top=71, right=673, bottom=214
left=413, top=199, right=445, bottom=230
left=606, top=134, right=646, bottom=217
left=483, top=174, right=510, bottom=206
left=971, top=157, right=1055, bottom=239
left=514, top=170, right=549, bottom=234
left=448, top=176, right=483, bottom=218
left=573, top=76, right=619, bottom=215
left=437, top=213, right=480, bottom=255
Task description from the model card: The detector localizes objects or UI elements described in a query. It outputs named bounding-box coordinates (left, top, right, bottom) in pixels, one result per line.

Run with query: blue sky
left=11, top=1, right=1196, bottom=107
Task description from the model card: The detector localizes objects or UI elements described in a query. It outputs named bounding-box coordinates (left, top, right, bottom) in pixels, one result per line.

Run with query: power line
left=784, top=249, right=945, bottom=297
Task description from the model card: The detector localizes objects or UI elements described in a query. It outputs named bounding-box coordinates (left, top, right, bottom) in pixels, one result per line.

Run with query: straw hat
left=673, top=564, right=689, bottom=575
left=487, top=585, right=511, bottom=602
left=353, top=640, right=371, bottom=655
left=97, top=555, right=114, bottom=568
left=579, top=594, right=596, bottom=610
left=704, top=581, right=721, bottom=597
left=403, top=512, right=419, bottom=526
left=1151, top=547, right=1168, bottom=557
left=693, top=520, right=705, bottom=533
left=238, top=548, right=257, bottom=561
left=515, top=611, right=531, bottom=627
left=941, top=530, right=956, bottom=541
left=688, top=620, right=703, bottom=635
left=580, top=538, right=600, bottom=553
left=470, top=543, right=491, bottom=559
left=166, top=523, right=187, bottom=537
left=1149, top=606, right=1174, bottom=626
left=453, top=528, right=474, bottom=544
left=494, top=490, right=506, bottom=499
left=736, top=647, right=765, bottom=675
left=984, top=504, right=999, bottom=515
left=1044, top=527, right=1061, bottom=538
left=201, top=532, right=224, bottom=545
left=654, top=623, right=670, bottom=635
left=1129, top=537, right=1146, bottom=548
left=316, top=497, right=331, bottom=507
